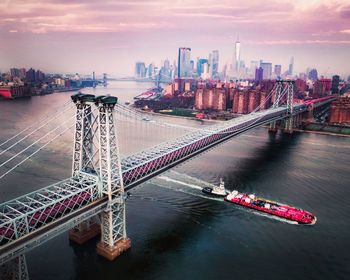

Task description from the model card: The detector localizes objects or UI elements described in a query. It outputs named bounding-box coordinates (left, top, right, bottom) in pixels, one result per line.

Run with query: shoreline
left=132, top=107, right=222, bottom=124
left=134, top=106, right=350, bottom=137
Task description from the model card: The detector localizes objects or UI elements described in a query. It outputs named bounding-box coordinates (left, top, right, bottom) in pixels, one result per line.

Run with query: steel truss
left=97, top=102, right=126, bottom=247
left=0, top=172, right=100, bottom=254
left=284, top=81, right=295, bottom=132
left=269, top=80, right=284, bottom=131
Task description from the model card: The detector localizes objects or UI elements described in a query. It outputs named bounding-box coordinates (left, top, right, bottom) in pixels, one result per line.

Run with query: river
left=0, top=81, right=349, bottom=280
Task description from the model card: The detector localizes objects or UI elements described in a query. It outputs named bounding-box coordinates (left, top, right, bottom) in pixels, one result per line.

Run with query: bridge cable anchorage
left=0, top=108, right=97, bottom=180
left=0, top=102, right=76, bottom=156
left=0, top=99, right=73, bottom=149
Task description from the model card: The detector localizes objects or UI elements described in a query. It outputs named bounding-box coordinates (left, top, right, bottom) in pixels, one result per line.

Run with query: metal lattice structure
left=284, top=81, right=295, bottom=133
left=96, top=100, right=126, bottom=247
left=269, top=80, right=284, bottom=131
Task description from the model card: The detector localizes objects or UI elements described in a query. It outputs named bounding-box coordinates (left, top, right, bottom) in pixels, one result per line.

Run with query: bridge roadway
left=0, top=98, right=333, bottom=263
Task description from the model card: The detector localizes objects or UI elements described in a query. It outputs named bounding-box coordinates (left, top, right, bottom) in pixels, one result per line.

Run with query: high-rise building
left=274, top=65, right=282, bottom=77
left=288, top=57, right=294, bottom=76
left=25, top=68, right=36, bottom=82
left=197, top=58, right=208, bottom=76
left=212, top=50, right=219, bottom=77
left=234, top=38, right=241, bottom=76
left=331, top=75, right=340, bottom=94
left=148, top=63, right=154, bottom=79
left=255, top=67, right=263, bottom=82
left=308, top=68, right=318, bottom=81
left=260, top=62, right=272, bottom=79
left=19, top=68, right=26, bottom=79
left=135, top=62, right=146, bottom=78
left=249, top=61, right=259, bottom=78
left=10, top=68, right=20, bottom=78
left=178, top=47, right=191, bottom=78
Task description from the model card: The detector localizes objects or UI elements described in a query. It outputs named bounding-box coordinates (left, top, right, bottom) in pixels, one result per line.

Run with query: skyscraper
left=255, top=67, right=263, bottom=82
left=331, top=75, right=340, bottom=94
left=288, top=57, right=294, bottom=76
left=197, top=58, right=208, bottom=76
left=308, top=68, right=318, bottom=81
left=234, top=37, right=241, bottom=76
left=177, top=47, right=191, bottom=78
left=212, top=50, right=219, bottom=77
left=135, top=62, right=146, bottom=78
left=260, top=62, right=272, bottom=79
left=274, top=65, right=282, bottom=77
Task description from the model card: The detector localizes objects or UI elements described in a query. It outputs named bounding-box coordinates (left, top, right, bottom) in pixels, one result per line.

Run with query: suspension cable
left=0, top=100, right=73, bottom=148
left=0, top=108, right=78, bottom=169
left=0, top=107, right=98, bottom=180
left=0, top=103, right=75, bottom=157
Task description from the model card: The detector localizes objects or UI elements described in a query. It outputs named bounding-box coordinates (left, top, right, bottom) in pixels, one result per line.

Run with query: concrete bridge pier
left=69, top=219, right=101, bottom=244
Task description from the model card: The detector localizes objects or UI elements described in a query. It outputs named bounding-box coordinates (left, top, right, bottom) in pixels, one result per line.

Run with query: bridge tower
left=68, top=94, right=130, bottom=260
left=69, top=93, right=101, bottom=244
left=95, top=96, right=130, bottom=260
left=269, top=80, right=284, bottom=133
left=283, top=81, right=295, bottom=133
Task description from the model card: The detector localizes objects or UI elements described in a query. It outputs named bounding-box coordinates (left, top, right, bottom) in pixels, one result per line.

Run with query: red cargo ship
left=224, top=191, right=317, bottom=225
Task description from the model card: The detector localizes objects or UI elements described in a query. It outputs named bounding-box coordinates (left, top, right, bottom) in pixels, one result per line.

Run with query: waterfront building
left=195, top=83, right=227, bottom=111
left=329, top=97, right=350, bottom=124
left=25, top=68, right=36, bottom=83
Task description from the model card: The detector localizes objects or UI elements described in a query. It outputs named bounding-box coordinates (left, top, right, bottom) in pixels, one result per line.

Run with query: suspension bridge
left=0, top=81, right=336, bottom=279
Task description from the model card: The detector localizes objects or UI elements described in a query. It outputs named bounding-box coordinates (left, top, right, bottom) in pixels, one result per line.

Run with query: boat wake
left=154, top=172, right=302, bottom=225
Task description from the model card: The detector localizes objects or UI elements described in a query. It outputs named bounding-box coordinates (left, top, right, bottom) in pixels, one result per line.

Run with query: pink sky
left=0, top=0, right=349, bottom=77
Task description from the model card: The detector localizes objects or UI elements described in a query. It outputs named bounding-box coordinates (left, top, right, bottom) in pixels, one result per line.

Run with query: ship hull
left=224, top=195, right=316, bottom=225
left=202, top=187, right=227, bottom=197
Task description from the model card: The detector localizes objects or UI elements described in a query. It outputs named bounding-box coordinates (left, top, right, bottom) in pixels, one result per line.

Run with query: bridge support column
left=283, top=81, right=295, bottom=134
left=69, top=220, right=100, bottom=244
left=97, top=196, right=130, bottom=260
left=269, top=80, right=283, bottom=133
left=95, top=98, right=131, bottom=261
left=0, top=255, right=29, bottom=280
left=69, top=94, right=101, bottom=244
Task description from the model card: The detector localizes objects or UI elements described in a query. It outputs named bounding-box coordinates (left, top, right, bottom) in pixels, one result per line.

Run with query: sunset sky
left=1, top=0, right=349, bottom=77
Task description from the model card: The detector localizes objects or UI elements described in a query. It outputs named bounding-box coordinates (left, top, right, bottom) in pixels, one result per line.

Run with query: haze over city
left=1, top=0, right=350, bottom=77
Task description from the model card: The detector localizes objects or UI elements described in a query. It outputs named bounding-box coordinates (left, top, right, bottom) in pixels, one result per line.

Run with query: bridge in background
left=0, top=81, right=336, bottom=279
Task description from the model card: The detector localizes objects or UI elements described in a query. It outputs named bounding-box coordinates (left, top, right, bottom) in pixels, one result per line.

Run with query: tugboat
left=225, top=191, right=317, bottom=225
left=202, top=179, right=229, bottom=197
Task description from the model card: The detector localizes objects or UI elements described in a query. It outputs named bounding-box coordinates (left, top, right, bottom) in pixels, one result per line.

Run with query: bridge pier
left=0, top=255, right=29, bottom=280
left=69, top=221, right=101, bottom=244
left=96, top=198, right=131, bottom=260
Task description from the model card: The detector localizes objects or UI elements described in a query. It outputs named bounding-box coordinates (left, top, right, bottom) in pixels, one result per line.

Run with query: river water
left=0, top=81, right=349, bottom=280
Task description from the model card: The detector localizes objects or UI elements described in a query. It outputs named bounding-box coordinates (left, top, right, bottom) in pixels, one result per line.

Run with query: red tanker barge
left=224, top=191, right=317, bottom=225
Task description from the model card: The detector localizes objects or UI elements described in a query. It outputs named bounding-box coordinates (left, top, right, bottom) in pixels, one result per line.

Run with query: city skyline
left=0, top=0, right=350, bottom=77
